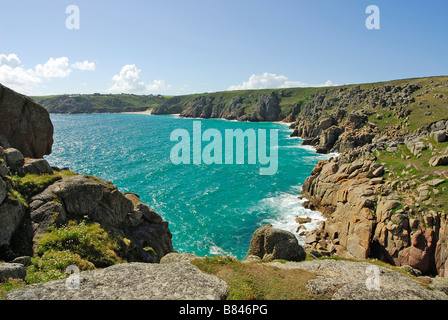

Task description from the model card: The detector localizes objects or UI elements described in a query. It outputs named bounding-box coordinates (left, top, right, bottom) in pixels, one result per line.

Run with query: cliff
left=0, top=84, right=53, bottom=158
left=32, top=93, right=166, bottom=114
left=291, top=77, right=448, bottom=277
left=0, top=85, right=174, bottom=286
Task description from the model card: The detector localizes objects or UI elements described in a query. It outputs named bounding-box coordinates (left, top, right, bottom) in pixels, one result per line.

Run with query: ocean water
left=45, top=114, right=333, bottom=260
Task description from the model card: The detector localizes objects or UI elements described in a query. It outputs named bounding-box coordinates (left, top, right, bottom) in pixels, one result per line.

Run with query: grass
left=11, top=170, right=78, bottom=201
left=35, top=220, right=125, bottom=269
left=191, top=256, right=328, bottom=300
left=375, top=136, right=448, bottom=214
left=20, top=220, right=127, bottom=286
left=0, top=278, right=26, bottom=299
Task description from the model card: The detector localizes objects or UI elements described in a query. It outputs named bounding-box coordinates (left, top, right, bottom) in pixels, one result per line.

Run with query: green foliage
left=26, top=250, right=94, bottom=284
left=0, top=278, right=26, bottom=299
left=32, top=93, right=166, bottom=114
left=35, top=220, right=124, bottom=269
left=12, top=173, right=62, bottom=200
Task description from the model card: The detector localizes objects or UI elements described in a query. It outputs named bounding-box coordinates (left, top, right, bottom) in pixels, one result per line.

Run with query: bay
left=45, top=114, right=332, bottom=260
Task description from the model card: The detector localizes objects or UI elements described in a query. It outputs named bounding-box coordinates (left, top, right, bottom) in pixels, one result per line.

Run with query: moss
left=26, top=250, right=95, bottom=284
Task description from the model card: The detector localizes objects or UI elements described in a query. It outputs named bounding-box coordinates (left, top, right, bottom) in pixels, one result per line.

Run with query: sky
left=0, top=0, right=447, bottom=96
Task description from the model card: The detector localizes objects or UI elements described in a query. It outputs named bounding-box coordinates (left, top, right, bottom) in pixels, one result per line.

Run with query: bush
left=36, top=221, right=124, bottom=269
left=26, top=250, right=94, bottom=284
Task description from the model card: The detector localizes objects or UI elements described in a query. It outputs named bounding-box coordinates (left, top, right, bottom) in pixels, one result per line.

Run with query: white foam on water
left=259, top=187, right=325, bottom=245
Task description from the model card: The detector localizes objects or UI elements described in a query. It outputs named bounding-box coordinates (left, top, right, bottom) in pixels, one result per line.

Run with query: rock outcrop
left=244, top=225, right=306, bottom=262
left=6, top=262, right=229, bottom=300
left=178, top=92, right=282, bottom=122
left=28, top=174, right=174, bottom=263
left=266, top=259, right=448, bottom=300
left=0, top=83, right=53, bottom=158
left=0, top=85, right=174, bottom=265
left=298, top=116, right=448, bottom=276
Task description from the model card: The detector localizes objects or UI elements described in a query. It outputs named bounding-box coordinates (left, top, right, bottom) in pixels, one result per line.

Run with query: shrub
left=36, top=221, right=124, bottom=268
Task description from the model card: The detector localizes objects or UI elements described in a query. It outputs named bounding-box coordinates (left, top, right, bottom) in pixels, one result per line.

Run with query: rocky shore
left=288, top=79, right=448, bottom=279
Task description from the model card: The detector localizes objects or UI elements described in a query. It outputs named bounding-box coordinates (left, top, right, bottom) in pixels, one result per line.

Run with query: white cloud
left=0, top=53, right=21, bottom=68
left=0, top=53, right=96, bottom=95
left=108, top=64, right=169, bottom=93
left=35, top=57, right=71, bottom=78
left=146, top=79, right=169, bottom=91
left=72, top=60, right=96, bottom=71
left=0, top=54, right=41, bottom=94
left=228, top=72, right=337, bottom=90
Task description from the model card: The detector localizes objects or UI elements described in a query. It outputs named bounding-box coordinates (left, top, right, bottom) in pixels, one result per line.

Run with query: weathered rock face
left=0, top=263, right=26, bottom=282
left=245, top=225, right=306, bottom=262
left=435, top=213, right=448, bottom=278
left=245, top=92, right=281, bottom=122
left=0, top=84, right=53, bottom=158
left=267, top=259, right=448, bottom=300
left=300, top=131, right=448, bottom=276
left=28, top=174, right=174, bottom=263
left=1, top=134, right=173, bottom=264
left=178, top=92, right=282, bottom=122
left=6, top=262, right=229, bottom=300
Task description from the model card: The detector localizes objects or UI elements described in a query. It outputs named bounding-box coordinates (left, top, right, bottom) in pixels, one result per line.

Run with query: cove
left=45, top=113, right=332, bottom=259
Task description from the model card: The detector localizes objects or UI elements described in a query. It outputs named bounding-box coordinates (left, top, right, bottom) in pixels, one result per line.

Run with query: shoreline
left=118, top=109, right=294, bottom=127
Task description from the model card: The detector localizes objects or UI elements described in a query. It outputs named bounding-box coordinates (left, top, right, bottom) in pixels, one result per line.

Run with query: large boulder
left=4, top=148, right=24, bottom=171
left=0, top=263, right=26, bottom=282
left=0, top=200, right=26, bottom=248
left=245, top=225, right=306, bottom=261
left=6, top=262, right=229, bottom=300
left=429, top=155, right=448, bottom=167
left=0, top=84, right=53, bottom=158
left=397, top=229, right=437, bottom=275
left=28, top=174, right=174, bottom=263
left=18, top=158, right=54, bottom=176
left=0, top=178, right=6, bottom=204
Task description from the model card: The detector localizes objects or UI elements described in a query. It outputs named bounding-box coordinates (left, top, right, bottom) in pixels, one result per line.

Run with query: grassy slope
left=33, top=76, right=448, bottom=128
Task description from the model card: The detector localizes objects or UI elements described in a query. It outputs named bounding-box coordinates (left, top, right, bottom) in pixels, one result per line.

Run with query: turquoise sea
left=45, top=114, right=333, bottom=260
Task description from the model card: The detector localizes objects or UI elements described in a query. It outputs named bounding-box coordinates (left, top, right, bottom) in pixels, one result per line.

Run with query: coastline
left=120, top=110, right=153, bottom=115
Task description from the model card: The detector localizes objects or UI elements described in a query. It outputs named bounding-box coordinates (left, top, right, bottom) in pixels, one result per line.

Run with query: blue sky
left=0, top=0, right=447, bottom=96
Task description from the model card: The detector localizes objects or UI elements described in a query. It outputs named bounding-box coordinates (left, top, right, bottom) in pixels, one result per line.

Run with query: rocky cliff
left=153, top=91, right=282, bottom=122
left=0, top=85, right=173, bottom=277
left=0, top=84, right=53, bottom=158
left=290, top=77, right=448, bottom=277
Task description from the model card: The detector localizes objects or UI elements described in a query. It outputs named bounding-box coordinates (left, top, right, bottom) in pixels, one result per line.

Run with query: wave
left=258, top=189, right=325, bottom=245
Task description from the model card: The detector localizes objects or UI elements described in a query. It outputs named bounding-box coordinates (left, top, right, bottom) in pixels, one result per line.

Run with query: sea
left=45, top=113, right=334, bottom=260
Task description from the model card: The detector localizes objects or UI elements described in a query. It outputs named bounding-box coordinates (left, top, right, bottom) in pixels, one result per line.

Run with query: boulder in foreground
left=245, top=225, right=306, bottom=262
left=6, top=262, right=228, bottom=300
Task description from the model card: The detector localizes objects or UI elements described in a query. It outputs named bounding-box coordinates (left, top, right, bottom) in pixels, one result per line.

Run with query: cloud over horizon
left=0, top=53, right=95, bottom=94
left=228, top=72, right=336, bottom=91
left=108, top=64, right=169, bottom=93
